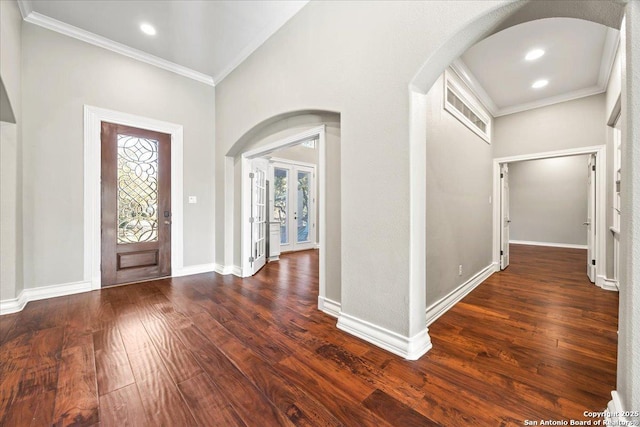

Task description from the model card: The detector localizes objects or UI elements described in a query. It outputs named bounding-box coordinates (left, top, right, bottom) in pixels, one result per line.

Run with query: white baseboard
left=596, top=275, right=619, bottom=291
left=318, top=296, right=341, bottom=318
left=426, top=262, right=497, bottom=326
left=213, top=264, right=243, bottom=277
left=509, top=240, right=588, bottom=250
left=0, top=280, right=93, bottom=315
left=606, top=391, right=637, bottom=424
left=337, top=312, right=432, bottom=360
left=174, top=263, right=215, bottom=277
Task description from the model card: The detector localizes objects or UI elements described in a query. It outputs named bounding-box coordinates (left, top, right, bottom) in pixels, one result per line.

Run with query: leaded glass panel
left=117, top=134, right=159, bottom=244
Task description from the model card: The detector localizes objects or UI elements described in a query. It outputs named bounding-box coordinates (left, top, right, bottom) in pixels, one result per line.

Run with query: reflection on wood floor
left=0, top=245, right=618, bottom=426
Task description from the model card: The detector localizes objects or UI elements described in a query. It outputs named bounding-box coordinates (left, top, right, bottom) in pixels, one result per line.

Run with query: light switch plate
left=188, top=196, right=197, bottom=204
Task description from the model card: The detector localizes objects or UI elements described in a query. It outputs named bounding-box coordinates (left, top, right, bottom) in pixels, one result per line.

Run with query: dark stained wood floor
left=0, top=245, right=618, bottom=426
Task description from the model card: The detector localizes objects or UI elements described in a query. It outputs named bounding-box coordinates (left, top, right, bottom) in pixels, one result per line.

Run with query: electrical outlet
left=188, top=196, right=197, bottom=204
left=458, top=265, right=463, bottom=276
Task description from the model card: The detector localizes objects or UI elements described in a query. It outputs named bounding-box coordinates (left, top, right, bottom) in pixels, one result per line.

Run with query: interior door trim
left=84, top=105, right=184, bottom=290
left=492, top=145, right=607, bottom=288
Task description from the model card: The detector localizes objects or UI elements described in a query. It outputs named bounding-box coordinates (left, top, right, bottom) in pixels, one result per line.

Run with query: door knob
left=583, top=222, right=590, bottom=225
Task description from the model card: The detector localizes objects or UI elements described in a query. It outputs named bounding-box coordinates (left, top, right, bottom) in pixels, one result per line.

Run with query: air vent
left=444, top=70, right=492, bottom=143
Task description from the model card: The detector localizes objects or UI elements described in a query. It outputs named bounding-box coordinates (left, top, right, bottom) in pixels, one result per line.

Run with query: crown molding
left=213, top=0, right=310, bottom=84
left=598, top=26, right=621, bottom=89
left=16, top=0, right=32, bottom=19
left=22, top=11, right=215, bottom=86
left=450, top=59, right=498, bottom=116
left=494, top=84, right=606, bottom=116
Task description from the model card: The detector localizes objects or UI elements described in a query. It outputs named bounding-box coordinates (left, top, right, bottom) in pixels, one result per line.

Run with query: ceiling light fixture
left=525, top=49, right=545, bottom=61
left=532, top=79, right=549, bottom=89
left=140, top=23, right=156, bottom=36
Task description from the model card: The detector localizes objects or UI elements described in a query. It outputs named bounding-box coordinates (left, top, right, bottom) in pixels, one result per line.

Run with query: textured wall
left=425, top=72, right=493, bottom=305
left=509, top=156, right=589, bottom=246
left=21, top=24, right=215, bottom=289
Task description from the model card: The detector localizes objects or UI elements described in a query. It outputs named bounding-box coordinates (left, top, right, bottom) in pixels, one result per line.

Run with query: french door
left=249, top=158, right=269, bottom=274
left=271, top=162, right=315, bottom=252
left=101, top=122, right=171, bottom=286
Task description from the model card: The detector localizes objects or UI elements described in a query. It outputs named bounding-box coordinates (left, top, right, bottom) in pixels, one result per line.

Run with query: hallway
left=0, top=247, right=618, bottom=426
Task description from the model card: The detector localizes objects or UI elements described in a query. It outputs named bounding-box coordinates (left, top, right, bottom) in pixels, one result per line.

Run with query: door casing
left=492, top=145, right=607, bottom=287
left=84, top=105, right=184, bottom=290
left=240, top=126, right=327, bottom=310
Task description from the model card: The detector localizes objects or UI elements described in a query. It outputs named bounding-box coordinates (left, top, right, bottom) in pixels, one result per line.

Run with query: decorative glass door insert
left=117, top=134, right=159, bottom=244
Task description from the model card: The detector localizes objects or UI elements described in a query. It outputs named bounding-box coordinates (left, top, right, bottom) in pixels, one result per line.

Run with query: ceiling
left=456, top=17, right=619, bottom=117
left=20, top=0, right=309, bottom=85
left=17, top=4, right=619, bottom=111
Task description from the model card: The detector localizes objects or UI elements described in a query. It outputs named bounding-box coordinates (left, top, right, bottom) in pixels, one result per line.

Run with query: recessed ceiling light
left=140, top=23, right=156, bottom=36
left=525, top=49, right=545, bottom=61
left=532, top=79, right=549, bottom=89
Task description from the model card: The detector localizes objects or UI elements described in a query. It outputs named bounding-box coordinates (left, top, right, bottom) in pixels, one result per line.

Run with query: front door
left=101, top=122, right=171, bottom=287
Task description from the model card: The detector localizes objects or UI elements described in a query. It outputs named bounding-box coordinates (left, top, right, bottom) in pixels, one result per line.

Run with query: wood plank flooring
left=0, top=245, right=618, bottom=426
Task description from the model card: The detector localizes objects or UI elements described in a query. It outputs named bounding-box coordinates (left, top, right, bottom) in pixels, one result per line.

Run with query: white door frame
left=269, top=159, right=317, bottom=253
left=492, top=145, right=607, bottom=288
left=83, top=105, right=184, bottom=290
left=240, top=125, right=327, bottom=301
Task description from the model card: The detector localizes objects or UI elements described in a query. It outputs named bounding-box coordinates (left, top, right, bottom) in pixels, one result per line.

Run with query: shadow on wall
left=227, top=110, right=343, bottom=305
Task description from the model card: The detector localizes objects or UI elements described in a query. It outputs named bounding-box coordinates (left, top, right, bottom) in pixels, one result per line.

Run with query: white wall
left=509, top=156, right=589, bottom=247
left=493, top=94, right=606, bottom=158
left=0, top=0, right=23, bottom=301
left=425, top=72, right=493, bottom=305
left=618, top=2, right=640, bottom=413
left=20, top=24, right=215, bottom=290
left=215, top=0, right=513, bottom=342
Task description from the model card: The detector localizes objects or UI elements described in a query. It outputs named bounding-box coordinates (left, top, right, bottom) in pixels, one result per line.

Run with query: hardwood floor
left=0, top=245, right=618, bottom=426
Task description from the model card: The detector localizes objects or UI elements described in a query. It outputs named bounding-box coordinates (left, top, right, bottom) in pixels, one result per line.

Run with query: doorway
left=240, top=125, right=327, bottom=297
left=271, top=160, right=316, bottom=253
left=493, top=146, right=606, bottom=286
left=100, top=122, right=172, bottom=286
left=84, top=106, right=184, bottom=290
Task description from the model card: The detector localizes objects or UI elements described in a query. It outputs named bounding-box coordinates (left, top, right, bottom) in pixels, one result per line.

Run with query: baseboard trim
left=0, top=280, right=93, bottom=315
left=596, top=275, right=619, bottom=291
left=213, top=264, right=243, bottom=277
left=606, top=391, right=637, bottom=424
left=174, top=263, right=216, bottom=277
left=1, top=263, right=229, bottom=315
left=426, top=262, right=497, bottom=326
left=337, top=312, right=432, bottom=360
left=318, top=296, right=341, bottom=318
left=509, top=240, right=588, bottom=250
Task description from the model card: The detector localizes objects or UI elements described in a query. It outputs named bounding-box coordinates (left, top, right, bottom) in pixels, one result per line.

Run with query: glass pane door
left=297, top=170, right=311, bottom=243
left=273, top=167, right=289, bottom=245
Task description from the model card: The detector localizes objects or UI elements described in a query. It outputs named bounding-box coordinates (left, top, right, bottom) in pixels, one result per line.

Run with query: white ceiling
left=457, top=18, right=619, bottom=117
left=20, top=0, right=309, bottom=85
